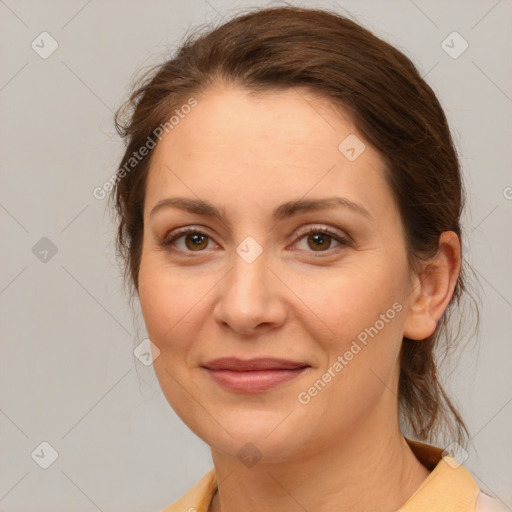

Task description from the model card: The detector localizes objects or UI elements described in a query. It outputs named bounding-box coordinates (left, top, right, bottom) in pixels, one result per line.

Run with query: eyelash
left=160, top=225, right=351, bottom=257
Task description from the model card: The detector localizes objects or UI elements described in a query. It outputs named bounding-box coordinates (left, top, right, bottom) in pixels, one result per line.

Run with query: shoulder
left=475, top=490, right=509, bottom=512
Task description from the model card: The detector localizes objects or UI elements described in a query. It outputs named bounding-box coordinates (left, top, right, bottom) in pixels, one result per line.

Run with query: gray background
left=0, top=0, right=511, bottom=511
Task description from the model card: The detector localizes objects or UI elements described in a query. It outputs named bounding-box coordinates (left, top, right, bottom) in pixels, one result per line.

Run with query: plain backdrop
left=0, top=1, right=511, bottom=511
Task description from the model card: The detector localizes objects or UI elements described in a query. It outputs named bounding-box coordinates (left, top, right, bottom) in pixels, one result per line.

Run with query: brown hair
left=111, top=5, right=475, bottom=446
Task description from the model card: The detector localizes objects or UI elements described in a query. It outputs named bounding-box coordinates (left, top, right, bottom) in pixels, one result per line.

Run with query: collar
left=401, top=438, right=479, bottom=511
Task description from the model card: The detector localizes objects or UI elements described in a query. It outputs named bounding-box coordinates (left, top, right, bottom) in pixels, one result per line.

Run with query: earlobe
left=403, top=231, right=461, bottom=341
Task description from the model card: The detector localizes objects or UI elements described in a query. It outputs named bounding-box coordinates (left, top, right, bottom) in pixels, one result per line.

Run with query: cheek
left=294, top=269, right=406, bottom=420
left=138, top=254, right=206, bottom=413
left=138, top=249, right=226, bottom=371
left=290, top=260, right=408, bottom=409
left=138, top=252, right=194, bottom=351
left=290, top=261, right=406, bottom=344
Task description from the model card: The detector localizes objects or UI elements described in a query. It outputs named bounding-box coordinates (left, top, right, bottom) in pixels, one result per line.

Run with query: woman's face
left=138, top=85, right=417, bottom=462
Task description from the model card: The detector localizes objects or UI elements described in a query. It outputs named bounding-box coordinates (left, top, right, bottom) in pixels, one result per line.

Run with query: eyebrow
left=150, top=196, right=372, bottom=221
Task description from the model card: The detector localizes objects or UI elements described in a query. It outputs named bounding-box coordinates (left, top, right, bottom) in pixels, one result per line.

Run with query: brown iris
left=307, top=233, right=332, bottom=251
left=185, top=232, right=209, bottom=251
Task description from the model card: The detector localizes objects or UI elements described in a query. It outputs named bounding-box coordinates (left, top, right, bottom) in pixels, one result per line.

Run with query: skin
left=138, top=84, right=461, bottom=512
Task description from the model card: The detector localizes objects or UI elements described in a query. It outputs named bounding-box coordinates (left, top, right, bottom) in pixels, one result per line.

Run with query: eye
left=160, top=227, right=216, bottom=253
left=292, top=225, right=351, bottom=255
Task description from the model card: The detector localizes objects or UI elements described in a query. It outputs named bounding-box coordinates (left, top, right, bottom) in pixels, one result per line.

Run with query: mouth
left=201, top=357, right=310, bottom=393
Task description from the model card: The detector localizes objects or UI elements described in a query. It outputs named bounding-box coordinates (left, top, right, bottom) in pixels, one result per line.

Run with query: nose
left=213, top=249, right=287, bottom=337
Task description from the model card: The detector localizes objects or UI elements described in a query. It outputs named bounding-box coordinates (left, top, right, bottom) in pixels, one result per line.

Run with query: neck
left=208, top=425, right=431, bottom=512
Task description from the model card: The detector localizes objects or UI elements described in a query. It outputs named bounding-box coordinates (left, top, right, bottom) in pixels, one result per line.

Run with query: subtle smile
left=201, top=357, right=310, bottom=393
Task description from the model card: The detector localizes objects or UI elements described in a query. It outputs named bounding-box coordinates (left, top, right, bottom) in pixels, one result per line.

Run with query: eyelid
left=293, top=224, right=351, bottom=243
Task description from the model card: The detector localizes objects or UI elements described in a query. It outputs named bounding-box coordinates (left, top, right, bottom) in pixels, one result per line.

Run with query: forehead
left=144, top=85, right=391, bottom=220
left=168, top=85, right=356, bottom=156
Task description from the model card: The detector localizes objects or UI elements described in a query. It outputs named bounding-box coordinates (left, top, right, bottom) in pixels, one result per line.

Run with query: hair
left=111, top=5, right=477, bottom=447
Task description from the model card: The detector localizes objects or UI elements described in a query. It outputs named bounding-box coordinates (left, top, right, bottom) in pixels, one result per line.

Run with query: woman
left=111, top=6, right=505, bottom=512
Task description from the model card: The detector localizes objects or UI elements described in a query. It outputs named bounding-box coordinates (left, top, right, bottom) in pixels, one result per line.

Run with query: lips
left=201, top=357, right=310, bottom=393
left=201, top=357, right=309, bottom=371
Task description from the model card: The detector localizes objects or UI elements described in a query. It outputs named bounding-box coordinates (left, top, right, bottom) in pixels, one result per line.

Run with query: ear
left=403, top=231, right=461, bottom=341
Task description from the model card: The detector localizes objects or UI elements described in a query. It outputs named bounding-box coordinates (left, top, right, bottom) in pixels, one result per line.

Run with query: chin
left=189, top=410, right=315, bottom=463
left=209, top=431, right=306, bottom=465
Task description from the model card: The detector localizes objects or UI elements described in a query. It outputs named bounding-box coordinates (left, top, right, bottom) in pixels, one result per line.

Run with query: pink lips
left=201, top=357, right=310, bottom=393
